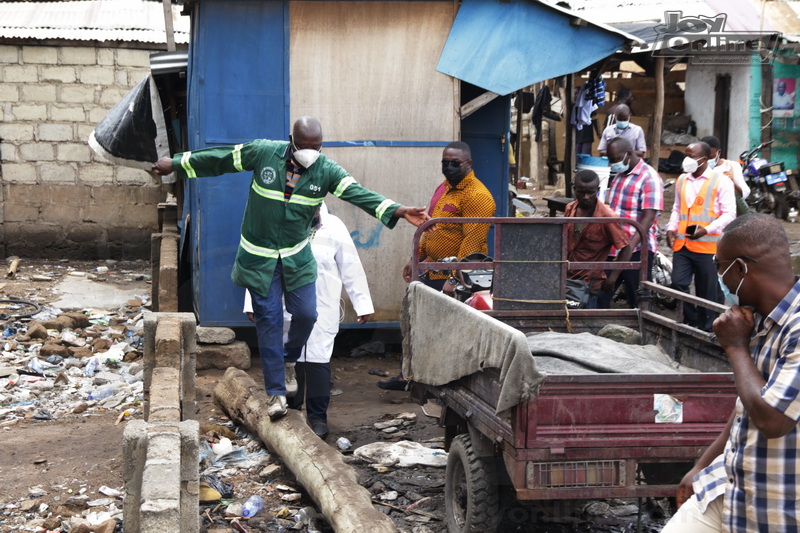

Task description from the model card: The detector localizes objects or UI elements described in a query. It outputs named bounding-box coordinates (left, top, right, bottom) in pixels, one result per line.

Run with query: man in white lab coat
left=245, top=203, right=373, bottom=439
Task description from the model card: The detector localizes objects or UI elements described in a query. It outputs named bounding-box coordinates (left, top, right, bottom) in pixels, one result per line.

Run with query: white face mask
left=292, top=140, right=321, bottom=168
left=682, top=156, right=704, bottom=174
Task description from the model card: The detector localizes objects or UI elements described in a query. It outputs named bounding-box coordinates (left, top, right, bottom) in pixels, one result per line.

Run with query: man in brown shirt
left=565, top=170, right=632, bottom=308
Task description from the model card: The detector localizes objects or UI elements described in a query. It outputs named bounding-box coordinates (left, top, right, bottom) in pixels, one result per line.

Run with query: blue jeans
left=250, top=260, right=317, bottom=396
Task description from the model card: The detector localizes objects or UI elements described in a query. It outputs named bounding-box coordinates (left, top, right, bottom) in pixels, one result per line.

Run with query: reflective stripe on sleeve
left=232, top=144, right=244, bottom=172
left=181, top=152, right=197, bottom=178
left=376, top=199, right=395, bottom=220
left=333, top=176, right=357, bottom=197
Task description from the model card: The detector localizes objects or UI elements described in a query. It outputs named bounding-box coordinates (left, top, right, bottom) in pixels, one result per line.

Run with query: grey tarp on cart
left=402, top=281, right=544, bottom=414
left=402, top=282, right=696, bottom=414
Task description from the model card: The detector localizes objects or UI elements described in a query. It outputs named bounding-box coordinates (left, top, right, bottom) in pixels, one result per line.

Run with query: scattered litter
left=354, top=441, right=448, bottom=468
left=336, top=437, right=352, bottom=451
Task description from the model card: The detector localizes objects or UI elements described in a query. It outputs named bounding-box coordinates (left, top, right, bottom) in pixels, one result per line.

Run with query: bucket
left=576, top=155, right=611, bottom=202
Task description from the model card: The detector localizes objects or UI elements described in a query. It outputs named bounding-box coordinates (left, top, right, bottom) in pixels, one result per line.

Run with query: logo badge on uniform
left=261, top=167, right=277, bottom=184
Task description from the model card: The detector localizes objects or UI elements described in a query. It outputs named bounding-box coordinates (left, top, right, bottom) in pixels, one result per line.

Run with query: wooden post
left=761, top=60, right=773, bottom=160
left=651, top=57, right=665, bottom=168
left=515, top=89, right=524, bottom=185
left=162, top=0, right=176, bottom=52
left=564, top=74, right=575, bottom=197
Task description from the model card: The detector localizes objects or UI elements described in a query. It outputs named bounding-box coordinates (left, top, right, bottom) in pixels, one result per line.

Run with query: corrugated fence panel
left=289, top=1, right=456, bottom=142
left=322, top=146, right=445, bottom=324
left=290, top=1, right=458, bottom=324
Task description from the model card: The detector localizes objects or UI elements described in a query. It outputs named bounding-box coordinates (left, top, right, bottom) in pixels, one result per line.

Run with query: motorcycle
left=442, top=253, right=494, bottom=310
left=739, top=141, right=789, bottom=220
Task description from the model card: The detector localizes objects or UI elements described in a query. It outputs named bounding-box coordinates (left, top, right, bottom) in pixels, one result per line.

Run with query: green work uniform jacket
left=172, top=140, right=400, bottom=294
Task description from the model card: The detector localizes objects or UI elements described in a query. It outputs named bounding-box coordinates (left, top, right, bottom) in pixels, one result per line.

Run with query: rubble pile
left=1, top=484, right=123, bottom=533
left=0, top=300, right=147, bottom=426
left=0, top=299, right=145, bottom=532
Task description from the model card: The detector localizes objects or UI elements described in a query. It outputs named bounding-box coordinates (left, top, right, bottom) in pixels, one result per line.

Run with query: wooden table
left=543, top=197, right=573, bottom=217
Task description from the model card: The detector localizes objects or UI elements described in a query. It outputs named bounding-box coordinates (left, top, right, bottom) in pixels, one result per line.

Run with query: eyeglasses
left=712, top=255, right=758, bottom=271
left=441, top=159, right=465, bottom=168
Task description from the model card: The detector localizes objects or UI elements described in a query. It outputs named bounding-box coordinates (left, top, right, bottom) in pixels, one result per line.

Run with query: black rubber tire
left=445, top=433, right=500, bottom=533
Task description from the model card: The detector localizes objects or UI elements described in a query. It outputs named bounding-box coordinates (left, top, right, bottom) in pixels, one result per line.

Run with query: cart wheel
left=445, top=433, right=499, bottom=533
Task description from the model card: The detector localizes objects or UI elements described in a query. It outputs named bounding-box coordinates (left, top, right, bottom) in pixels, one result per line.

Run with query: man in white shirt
left=245, top=203, right=373, bottom=439
left=701, top=135, right=750, bottom=217
left=666, top=142, right=736, bottom=331
left=597, top=104, right=646, bottom=157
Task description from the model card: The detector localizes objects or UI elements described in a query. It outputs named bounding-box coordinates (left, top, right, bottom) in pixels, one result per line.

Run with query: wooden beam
left=761, top=60, right=773, bottom=160
left=650, top=57, right=665, bottom=168
left=564, top=74, right=575, bottom=197
left=162, top=0, right=176, bottom=52
left=461, top=91, right=499, bottom=119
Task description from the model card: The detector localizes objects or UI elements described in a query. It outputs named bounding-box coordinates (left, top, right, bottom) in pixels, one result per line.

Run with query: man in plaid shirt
left=663, top=213, right=800, bottom=532
left=597, top=137, right=664, bottom=308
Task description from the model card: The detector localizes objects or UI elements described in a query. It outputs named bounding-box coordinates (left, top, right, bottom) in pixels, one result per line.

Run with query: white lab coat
left=244, top=205, right=374, bottom=363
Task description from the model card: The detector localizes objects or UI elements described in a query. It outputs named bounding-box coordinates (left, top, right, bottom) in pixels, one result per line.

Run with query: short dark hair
left=446, top=141, right=471, bottom=159
left=575, top=169, right=599, bottom=184
left=607, top=137, right=633, bottom=153
left=700, top=136, right=721, bottom=150
left=617, top=88, right=632, bottom=101
left=695, top=141, right=712, bottom=158
left=722, top=212, right=789, bottom=252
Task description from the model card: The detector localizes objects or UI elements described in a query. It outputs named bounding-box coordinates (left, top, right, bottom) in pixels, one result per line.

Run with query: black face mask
left=442, top=161, right=466, bottom=184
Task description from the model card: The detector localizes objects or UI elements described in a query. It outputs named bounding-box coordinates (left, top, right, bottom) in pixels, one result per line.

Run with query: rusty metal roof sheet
left=0, top=0, right=190, bottom=44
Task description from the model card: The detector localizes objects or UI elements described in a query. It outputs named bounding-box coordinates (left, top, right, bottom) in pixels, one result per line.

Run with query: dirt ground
left=3, top=196, right=800, bottom=532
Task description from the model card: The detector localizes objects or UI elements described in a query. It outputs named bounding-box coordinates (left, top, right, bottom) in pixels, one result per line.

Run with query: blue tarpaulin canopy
left=436, top=0, right=639, bottom=96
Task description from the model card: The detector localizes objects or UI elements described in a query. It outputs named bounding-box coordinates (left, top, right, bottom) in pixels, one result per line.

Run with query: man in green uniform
left=152, top=116, right=428, bottom=419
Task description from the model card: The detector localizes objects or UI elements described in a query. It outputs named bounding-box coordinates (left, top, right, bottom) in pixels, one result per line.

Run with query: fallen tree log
left=213, top=367, right=398, bottom=533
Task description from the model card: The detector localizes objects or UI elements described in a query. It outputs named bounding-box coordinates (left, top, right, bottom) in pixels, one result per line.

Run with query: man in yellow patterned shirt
left=402, top=141, right=496, bottom=294
left=381, top=142, right=496, bottom=391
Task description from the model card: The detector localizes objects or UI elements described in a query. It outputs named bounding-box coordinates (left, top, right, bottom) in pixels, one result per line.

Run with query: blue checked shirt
left=693, top=278, right=800, bottom=532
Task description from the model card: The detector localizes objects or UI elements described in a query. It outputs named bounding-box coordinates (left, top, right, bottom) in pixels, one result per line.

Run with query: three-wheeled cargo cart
left=403, top=217, right=737, bottom=532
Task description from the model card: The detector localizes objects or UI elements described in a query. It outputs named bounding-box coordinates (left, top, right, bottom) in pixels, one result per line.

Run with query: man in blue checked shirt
left=663, top=213, right=800, bottom=532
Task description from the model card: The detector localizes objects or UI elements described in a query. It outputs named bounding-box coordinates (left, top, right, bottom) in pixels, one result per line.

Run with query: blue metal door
left=461, top=82, right=510, bottom=254
left=185, top=0, right=288, bottom=325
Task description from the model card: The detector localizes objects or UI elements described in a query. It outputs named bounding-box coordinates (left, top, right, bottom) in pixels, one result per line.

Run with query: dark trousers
left=250, top=260, right=317, bottom=396
left=671, top=247, right=721, bottom=331
left=288, top=361, right=331, bottom=424
left=597, top=250, right=654, bottom=309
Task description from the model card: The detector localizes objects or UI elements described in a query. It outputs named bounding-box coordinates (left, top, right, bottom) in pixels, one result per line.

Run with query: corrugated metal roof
left=0, top=0, right=190, bottom=44
left=553, top=0, right=778, bottom=32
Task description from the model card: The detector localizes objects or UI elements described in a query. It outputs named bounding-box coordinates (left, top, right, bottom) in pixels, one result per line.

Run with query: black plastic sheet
left=88, top=75, right=173, bottom=182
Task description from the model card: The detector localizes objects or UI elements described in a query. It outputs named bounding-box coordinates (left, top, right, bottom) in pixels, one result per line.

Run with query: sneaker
left=310, top=421, right=329, bottom=440
left=267, top=394, right=288, bottom=420
left=285, top=363, right=297, bottom=398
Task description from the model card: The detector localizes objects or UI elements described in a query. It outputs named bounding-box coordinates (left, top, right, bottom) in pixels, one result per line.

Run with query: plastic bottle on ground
left=83, top=358, right=99, bottom=377
left=88, top=384, right=117, bottom=400
left=241, top=494, right=264, bottom=518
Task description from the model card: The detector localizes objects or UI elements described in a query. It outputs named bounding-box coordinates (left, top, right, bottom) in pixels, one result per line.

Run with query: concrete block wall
left=125, top=312, right=199, bottom=533
left=0, top=42, right=176, bottom=259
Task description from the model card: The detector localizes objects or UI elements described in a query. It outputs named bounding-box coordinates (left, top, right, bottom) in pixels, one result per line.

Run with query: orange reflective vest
left=672, top=173, right=723, bottom=254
